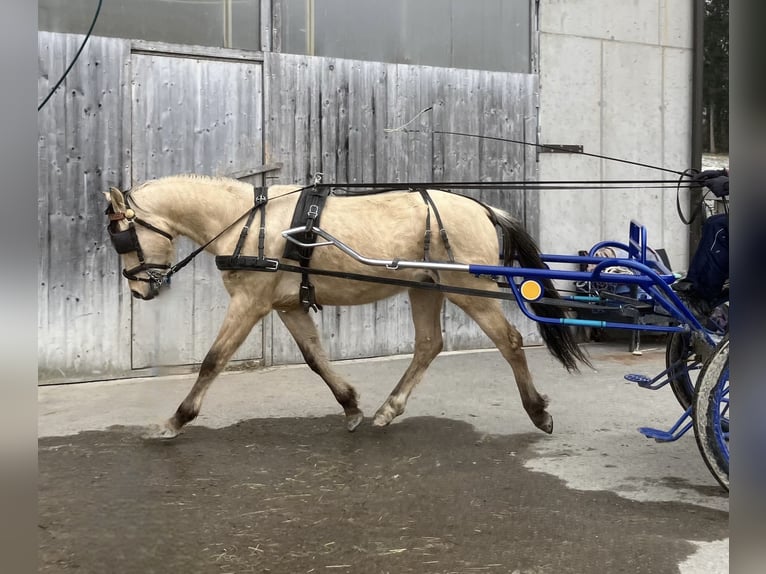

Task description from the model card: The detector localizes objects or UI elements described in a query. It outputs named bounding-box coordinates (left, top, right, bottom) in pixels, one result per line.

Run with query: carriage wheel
left=666, top=299, right=728, bottom=411
left=665, top=332, right=700, bottom=410
left=693, top=334, right=729, bottom=491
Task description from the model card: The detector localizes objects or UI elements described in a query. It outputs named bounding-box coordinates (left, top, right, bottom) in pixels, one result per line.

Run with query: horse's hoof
left=536, top=414, right=553, bottom=434
left=372, top=400, right=403, bottom=427
left=142, top=422, right=180, bottom=440
left=346, top=411, right=364, bottom=432
left=372, top=415, right=391, bottom=427
left=372, top=408, right=396, bottom=427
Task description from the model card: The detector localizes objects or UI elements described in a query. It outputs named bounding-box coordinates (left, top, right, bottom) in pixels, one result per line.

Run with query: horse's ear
left=106, top=187, right=127, bottom=212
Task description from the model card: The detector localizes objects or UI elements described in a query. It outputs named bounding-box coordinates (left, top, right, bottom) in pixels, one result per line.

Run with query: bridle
left=106, top=196, right=174, bottom=288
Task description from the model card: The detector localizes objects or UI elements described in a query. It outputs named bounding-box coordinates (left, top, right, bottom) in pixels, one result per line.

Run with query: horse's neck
left=145, top=178, right=253, bottom=247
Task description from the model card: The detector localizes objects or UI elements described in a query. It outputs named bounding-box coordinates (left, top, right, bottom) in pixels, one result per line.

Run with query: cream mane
left=136, top=174, right=252, bottom=195
left=134, top=174, right=300, bottom=201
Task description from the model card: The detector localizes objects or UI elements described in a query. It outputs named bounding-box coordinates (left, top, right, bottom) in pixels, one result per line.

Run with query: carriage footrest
left=215, top=255, right=280, bottom=271
left=625, top=373, right=652, bottom=385
left=625, top=373, right=669, bottom=390
left=639, top=427, right=679, bottom=442
left=638, top=411, right=692, bottom=442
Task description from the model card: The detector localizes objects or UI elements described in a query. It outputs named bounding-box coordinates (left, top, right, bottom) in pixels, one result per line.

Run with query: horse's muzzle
left=131, top=282, right=161, bottom=300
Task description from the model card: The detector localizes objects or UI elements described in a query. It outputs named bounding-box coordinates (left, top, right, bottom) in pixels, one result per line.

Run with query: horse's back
left=260, top=187, right=502, bottom=307
left=314, top=189, right=498, bottom=264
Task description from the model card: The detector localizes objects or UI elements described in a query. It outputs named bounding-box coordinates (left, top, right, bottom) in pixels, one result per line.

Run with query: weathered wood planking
left=38, top=32, right=132, bottom=381
left=437, top=70, right=540, bottom=350
left=130, top=52, right=265, bottom=369
left=265, top=53, right=541, bottom=364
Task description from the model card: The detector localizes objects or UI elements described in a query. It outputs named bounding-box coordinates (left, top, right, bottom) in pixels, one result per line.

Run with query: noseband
left=106, top=199, right=174, bottom=287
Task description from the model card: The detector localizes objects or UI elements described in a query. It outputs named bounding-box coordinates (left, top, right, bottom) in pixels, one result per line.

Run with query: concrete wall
left=537, top=0, right=693, bottom=273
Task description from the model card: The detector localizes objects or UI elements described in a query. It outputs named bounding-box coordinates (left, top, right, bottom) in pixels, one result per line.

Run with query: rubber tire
left=665, top=332, right=699, bottom=411
left=666, top=299, right=729, bottom=411
left=693, top=334, right=730, bottom=491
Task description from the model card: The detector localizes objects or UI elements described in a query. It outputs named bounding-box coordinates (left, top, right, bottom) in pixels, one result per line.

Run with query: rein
left=165, top=207, right=254, bottom=278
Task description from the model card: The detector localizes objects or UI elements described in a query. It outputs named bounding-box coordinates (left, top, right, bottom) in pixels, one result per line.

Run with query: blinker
left=105, top=197, right=174, bottom=288
left=108, top=225, right=139, bottom=254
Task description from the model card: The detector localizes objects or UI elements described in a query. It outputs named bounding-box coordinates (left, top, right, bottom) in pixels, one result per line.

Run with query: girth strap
left=418, top=190, right=433, bottom=262
left=282, top=186, right=331, bottom=262
left=282, top=185, right=331, bottom=313
left=418, top=189, right=455, bottom=263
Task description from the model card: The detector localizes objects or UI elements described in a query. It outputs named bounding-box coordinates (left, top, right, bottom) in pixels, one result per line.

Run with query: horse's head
left=104, top=186, right=175, bottom=301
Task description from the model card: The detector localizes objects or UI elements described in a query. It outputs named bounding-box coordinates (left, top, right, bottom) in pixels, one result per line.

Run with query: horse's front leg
left=146, top=296, right=269, bottom=439
left=277, top=308, right=364, bottom=431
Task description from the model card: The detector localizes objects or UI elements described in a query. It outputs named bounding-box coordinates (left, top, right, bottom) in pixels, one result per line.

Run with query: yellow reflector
left=520, top=280, right=543, bottom=301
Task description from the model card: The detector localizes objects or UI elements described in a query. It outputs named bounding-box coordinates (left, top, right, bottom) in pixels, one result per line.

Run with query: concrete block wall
left=537, top=0, right=694, bottom=273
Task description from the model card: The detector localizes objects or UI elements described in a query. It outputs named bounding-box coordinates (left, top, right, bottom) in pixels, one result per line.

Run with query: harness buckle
left=299, top=281, right=320, bottom=313
left=260, top=258, right=279, bottom=271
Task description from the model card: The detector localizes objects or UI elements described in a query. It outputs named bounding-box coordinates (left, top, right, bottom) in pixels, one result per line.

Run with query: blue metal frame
left=639, top=408, right=694, bottom=442
left=468, top=220, right=716, bottom=346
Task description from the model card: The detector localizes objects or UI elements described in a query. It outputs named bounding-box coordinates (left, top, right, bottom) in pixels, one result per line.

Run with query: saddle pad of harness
left=282, top=187, right=331, bottom=263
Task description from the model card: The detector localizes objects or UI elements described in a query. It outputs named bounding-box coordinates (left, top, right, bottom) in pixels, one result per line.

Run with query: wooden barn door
left=129, top=47, right=266, bottom=370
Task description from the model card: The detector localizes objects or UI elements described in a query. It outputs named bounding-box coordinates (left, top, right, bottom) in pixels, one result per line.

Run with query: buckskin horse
left=104, top=175, right=589, bottom=438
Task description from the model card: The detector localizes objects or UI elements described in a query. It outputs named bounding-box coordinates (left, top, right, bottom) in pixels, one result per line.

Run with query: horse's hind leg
left=148, top=297, right=269, bottom=439
left=448, top=294, right=553, bottom=433
left=277, top=309, right=364, bottom=431
left=373, top=290, right=444, bottom=427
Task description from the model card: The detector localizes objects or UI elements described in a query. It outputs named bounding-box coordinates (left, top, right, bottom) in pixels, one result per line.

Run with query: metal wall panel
left=282, top=0, right=531, bottom=73
left=264, top=53, right=540, bottom=364
left=38, top=32, right=132, bottom=382
left=39, top=0, right=263, bottom=52
left=130, top=51, right=265, bottom=369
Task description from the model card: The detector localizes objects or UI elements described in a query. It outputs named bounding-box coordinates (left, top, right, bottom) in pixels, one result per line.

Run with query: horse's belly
left=314, top=280, right=405, bottom=306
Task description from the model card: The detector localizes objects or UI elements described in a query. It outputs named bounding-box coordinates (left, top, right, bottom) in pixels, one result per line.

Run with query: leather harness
left=215, top=185, right=453, bottom=313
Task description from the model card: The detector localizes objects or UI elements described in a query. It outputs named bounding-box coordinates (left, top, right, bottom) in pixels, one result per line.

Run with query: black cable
left=431, top=130, right=686, bottom=176
left=675, top=168, right=714, bottom=226
left=318, top=180, right=700, bottom=195
left=38, top=0, right=104, bottom=112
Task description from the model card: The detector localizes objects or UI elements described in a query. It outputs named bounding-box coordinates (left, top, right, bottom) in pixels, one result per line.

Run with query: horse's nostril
left=131, top=290, right=144, bottom=300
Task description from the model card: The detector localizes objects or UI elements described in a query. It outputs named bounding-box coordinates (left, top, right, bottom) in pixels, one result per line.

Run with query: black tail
left=488, top=206, right=591, bottom=372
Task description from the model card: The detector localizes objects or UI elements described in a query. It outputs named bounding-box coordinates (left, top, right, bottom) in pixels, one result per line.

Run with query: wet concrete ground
left=39, top=344, right=729, bottom=573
